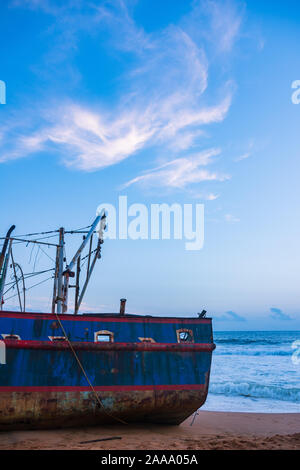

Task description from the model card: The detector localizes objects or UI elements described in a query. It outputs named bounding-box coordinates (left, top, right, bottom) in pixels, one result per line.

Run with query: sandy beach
left=0, top=411, right=299, bottom=450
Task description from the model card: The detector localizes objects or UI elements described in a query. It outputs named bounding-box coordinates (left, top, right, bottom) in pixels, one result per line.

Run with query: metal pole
left=0, top=225, right=15, bottom=274
left=62, top=213, right=104, bottom=313
left=87, top=234, right=93, bottom=278
left=14, top=262, right=25, bottom=313
left=51, top=240, right=60, bottom=313
left=0, top=239, right=12, bottom=309
left=76, top=240, right=101, bottom=312
left=74, top=255, right=81, bottom=315
left=65, top=215, right=102, bottom=273
left=56, top=227, right=65, bottom=314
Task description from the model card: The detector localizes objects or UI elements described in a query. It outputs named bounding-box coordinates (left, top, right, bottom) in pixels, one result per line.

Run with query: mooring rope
left=54, top=312, right=127, bottom=425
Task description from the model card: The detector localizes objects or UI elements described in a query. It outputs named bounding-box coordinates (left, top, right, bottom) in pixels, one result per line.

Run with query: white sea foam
left=209, top=382, right=300, bottom=403
left=207, top=331, right=300, bottom=413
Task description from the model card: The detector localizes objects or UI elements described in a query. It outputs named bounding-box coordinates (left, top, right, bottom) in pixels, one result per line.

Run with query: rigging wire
left=3, top=269, right=55, bottom=295
left=11, top=234, right=59, bottom=245
left=33, top=245, right=41, bottom=272
left=4, top=268, right=55, bottom=288
left=0, top=237, right=59, bottom=247
left=0, top=224, right=95, bottom=250
left=80, top=248, right=98, bottom=262
left=2, top=222, right=99, bottom=307
left=64, top=224, right=92, bottom=234
left=12, top=224, right=92, bottom=239
left=38, top=245, right=55, bottom=263
left=13, top=230, right=59, bottom=238
left=4, top=276, right=53, bottom=302
left=10, top=249, right=25, bottom=312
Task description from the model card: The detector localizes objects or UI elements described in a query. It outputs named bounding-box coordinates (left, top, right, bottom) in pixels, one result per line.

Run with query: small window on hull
left=138, top=337, right=156, bottom=343
left=1, top=334, right=20, bottom=340
left=97, top=334, right=110, bottom=342
left=49, top=336, right=67, bottom=342
left=176, top=329, right=194, bottom=343
left=94, top=330, right=114, bottom=343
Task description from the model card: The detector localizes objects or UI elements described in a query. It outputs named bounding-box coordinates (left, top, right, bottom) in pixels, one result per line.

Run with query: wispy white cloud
left=234, top=139, right=255, bottom=162
left=188, top=190, right=220, bottom=201
left=205, top=0, right=244, bottom=53
left=181, top=0, right=244, bottom=54
left=235, top=152, right=251, bottom=162
left=123, top=148, right=230, bottom=189
left=0, top=98, right=231, bottom=170
left=2, top=0, right=244, bottom=191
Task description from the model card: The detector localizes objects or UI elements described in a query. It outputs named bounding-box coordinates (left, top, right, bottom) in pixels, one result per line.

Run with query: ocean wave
left=214, top=350, right=292, bottom=356
left=215, top=338, right=290, bottom=346
left=209, top=382, right=300, bottom=403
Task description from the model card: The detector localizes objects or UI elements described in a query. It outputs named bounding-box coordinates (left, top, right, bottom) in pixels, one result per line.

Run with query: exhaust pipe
left=120, top=298, right=127, bottom=316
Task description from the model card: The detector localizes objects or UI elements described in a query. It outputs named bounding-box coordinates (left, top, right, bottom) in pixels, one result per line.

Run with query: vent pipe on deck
left=120, top=298, right=127, bottom=316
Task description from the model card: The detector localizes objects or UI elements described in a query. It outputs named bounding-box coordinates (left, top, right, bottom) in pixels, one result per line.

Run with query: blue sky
left=0, top=0, right=300, bottom=330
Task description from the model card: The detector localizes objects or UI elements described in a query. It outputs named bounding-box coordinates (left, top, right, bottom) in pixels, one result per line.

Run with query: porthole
left=176, top=329, right=194, bottom=343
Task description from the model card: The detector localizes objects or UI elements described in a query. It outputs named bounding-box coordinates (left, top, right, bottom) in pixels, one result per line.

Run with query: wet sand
left=0, top=411, right=299, bottom=450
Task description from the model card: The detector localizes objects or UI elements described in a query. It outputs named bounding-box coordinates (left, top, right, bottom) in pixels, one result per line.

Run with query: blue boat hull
left=0, top=312, right=215, bottom=429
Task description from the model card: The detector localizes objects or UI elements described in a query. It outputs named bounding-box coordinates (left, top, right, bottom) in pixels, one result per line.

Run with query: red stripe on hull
left=3, top=339, right=215, bottom=352
left=0, top=384, right=206, bottom=392
left=0, top=311, right=212, bottom=324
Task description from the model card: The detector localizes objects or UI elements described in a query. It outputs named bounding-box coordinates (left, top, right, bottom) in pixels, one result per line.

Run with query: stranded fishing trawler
left=0, top=213, right=215, bottom=429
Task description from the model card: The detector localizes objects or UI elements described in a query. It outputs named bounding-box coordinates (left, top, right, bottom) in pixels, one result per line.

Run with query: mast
left=62, top=211, right=106, bottom=314
left=0, top=225, right=15, bottom=274
left=52, top=227, right=65, bottom=314
left=74, top=255, right=81, bottom=315
left=56, top=228, right=65, bottom=314
left=76, top=239, right=102, bottom=313
left=0, top=226, right=15, bottom=308
left=52, top=244, right=59, bottom=313
left=0, top=239, right=12, bottom=309
left=75, top=210, right=106, bottom=313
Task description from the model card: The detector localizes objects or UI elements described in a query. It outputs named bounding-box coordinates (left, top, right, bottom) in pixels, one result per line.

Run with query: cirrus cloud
left=1, top=0, right=244, bottom=192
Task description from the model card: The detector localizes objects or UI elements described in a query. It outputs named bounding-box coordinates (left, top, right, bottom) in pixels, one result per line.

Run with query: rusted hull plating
left=0, top=387, right=208, bottom=430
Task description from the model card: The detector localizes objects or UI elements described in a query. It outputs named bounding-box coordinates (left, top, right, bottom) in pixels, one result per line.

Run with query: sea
left=202, top=331, right=300, bottom=413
